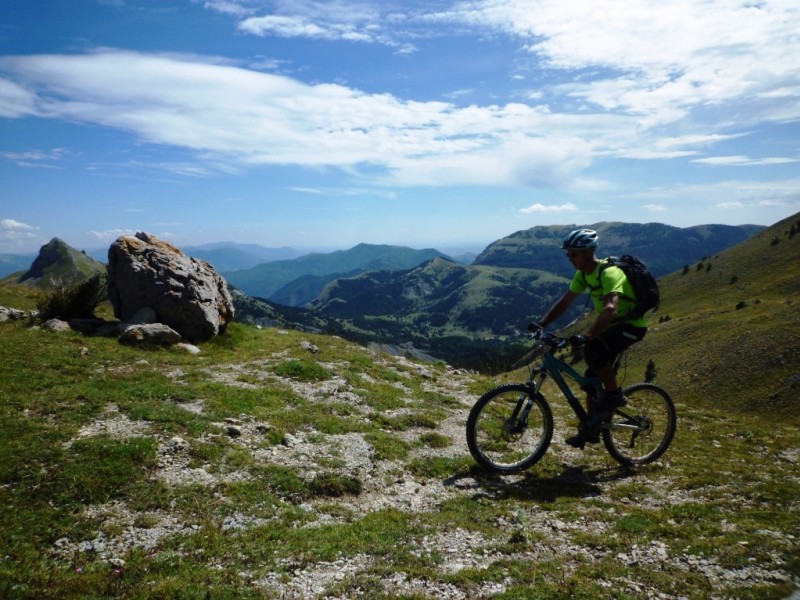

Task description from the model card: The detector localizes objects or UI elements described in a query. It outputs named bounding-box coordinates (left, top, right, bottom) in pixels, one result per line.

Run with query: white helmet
left=561, top=228, right=598, bottom=249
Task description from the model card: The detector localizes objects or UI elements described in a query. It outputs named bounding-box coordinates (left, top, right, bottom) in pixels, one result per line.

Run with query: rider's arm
left=587, top=292, right=619, bottom=338
left=538, top=290, right=580, bottom=329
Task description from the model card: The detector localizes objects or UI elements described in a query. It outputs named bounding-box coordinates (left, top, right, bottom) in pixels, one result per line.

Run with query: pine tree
left=645, top=359, right=657, bottom=382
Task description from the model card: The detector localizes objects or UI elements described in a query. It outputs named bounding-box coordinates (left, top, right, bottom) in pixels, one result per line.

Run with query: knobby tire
left=466, top=384, right=553, bottom=473
left=603, top=382, right=676, bottom=466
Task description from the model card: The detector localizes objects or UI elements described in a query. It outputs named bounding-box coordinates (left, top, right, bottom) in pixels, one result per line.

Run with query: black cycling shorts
left=584, top=323, right=647, bottom=371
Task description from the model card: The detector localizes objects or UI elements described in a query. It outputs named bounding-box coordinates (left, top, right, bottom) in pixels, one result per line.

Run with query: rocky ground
left=51, top=347, right=799, bottom=599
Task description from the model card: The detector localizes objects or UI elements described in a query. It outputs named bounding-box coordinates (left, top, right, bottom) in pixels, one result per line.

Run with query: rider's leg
left=567, top=325, right=646, bottom=449
left=595, top=362, right=619, bottom=393
left=587, top=324, right=647, bottom=398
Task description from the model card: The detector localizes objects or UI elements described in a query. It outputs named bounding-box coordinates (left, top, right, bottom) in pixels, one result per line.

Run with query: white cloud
left=1, top=148, right=71, bottom=168
left=1, top=218, right=36, bottom=232
left=202, top=1, right=254, bottom=17
left=644, top=204, right=667, bottom=212
left=693, top=155, right=799, bottom=166
left=0, top=77, right=38, bottom=117
left=435, top=0, right=800, bottom=126
left=715, top=201, right=745, bottom=209
left=235, top=0, right=394, bottom=46
left=0, top=219, right=39, bottom=249
left=3, top=0, right=799, bottom=193
left=519, top=202, right=578, bottom=214
left=0, top=50, right=610, bottom=188
left=90, top=229, right=137, bottom=243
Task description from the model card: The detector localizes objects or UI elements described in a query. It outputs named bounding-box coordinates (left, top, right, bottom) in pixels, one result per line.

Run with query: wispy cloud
left=0, top=50, right=606, bottom=188
left=232, top=1, right=416, bottom=52
left=1, top=148, right=71, bottom=168
left=436, top=0, right=800, bottom=124
left=693, top=155, right=799, bottom=166
left=90, top=228, right=137, bottom=243
left=2, top=0, right=798, bottom=194
left=202, top=0, right=255, bottom=18
left=519, top=202, right=578, bottom=214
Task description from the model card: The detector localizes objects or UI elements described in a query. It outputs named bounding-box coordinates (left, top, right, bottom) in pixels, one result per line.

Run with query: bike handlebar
left=529, top=330, right=587, bottom=349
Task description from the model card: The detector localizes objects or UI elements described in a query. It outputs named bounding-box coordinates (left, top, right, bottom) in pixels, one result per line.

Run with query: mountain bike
left=466, top=331, right=676, bottom=473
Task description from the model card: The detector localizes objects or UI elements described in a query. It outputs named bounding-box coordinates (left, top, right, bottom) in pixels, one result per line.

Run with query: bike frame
left=528, top=345, right=602, bottom=424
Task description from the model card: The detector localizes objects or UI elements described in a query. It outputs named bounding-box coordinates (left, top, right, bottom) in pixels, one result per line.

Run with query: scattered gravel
left=51, top=350, right=799, bottom=599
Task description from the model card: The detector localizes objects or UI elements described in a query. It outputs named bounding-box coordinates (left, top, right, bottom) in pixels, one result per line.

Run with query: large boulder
left=107, top=232, right=234, bottom=343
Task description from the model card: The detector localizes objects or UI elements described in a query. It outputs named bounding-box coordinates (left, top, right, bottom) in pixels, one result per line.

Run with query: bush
left=645, top=359, right=657, bottom=382
left=36, top=273, right=108, bottom=321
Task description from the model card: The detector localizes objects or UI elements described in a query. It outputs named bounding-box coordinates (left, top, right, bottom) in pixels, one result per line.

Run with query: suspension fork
left=511, top=373, right=546, bottom=428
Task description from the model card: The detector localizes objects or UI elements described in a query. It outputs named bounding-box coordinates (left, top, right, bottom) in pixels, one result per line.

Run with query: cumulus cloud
left=431, top=0, right=800, bottom=127
left=0, top=219, right=39, bottom=249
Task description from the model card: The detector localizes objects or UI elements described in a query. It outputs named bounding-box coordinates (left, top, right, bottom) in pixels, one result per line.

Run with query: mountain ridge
left=474, top=221, right=763, bottom=278
left=16, top=237, right=105, bottom=289
left=224, top=243, right=453, bottom=301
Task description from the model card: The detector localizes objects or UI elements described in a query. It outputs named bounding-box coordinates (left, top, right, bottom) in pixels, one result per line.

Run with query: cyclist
left=529, top=228, right=647, bottom=448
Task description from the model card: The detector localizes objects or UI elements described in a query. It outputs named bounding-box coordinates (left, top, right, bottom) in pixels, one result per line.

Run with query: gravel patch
left=53, top=352, right=799, bottom=599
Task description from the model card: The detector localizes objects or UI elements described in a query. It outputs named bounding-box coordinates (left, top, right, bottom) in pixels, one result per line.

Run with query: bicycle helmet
left=561, top=228, right=598, bottom=250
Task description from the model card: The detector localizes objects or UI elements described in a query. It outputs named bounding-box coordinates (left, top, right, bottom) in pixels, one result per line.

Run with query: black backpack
left=591, top=254, right=661, bottom=320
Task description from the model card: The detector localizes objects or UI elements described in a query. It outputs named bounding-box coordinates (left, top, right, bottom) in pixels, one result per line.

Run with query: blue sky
left=1, top=0, right=799, bottom=255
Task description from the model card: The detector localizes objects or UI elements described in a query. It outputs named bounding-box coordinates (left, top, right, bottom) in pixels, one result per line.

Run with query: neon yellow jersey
left=569, top=259, right=648, bottom=328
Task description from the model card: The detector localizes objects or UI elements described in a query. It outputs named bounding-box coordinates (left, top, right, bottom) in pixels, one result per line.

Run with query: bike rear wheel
left=603, top=383, right=676, bottom=466
left=466, top=384, right=553, bottom=473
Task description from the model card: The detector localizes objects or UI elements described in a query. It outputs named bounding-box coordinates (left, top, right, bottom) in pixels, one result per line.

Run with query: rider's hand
left=568, top=334, right=588, bottom=346
left=527, top=322, right=543, bottom=334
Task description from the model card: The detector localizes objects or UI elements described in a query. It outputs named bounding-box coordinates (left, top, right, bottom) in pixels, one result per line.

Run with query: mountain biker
left=529, top=228, right=647, bottom=448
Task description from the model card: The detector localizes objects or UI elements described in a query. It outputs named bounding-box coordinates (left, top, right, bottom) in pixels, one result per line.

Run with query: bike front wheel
left=603, top=383, right=676, bottom=466
left=466, top=384, right=553, bottom=473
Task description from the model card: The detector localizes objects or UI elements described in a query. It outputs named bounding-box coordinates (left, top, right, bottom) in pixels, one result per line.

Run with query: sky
left=1, top=0, right=799, bottom=255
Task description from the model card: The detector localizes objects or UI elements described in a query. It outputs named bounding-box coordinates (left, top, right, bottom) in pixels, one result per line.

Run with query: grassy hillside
left=303, top=257, right=574, bottom=368
left=0, top=296, right=798, bottom=598
left=474, top=221, right=763, bottom=279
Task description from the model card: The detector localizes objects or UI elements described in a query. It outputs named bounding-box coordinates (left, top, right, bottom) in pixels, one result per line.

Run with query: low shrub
left=37, top=273, right=108, bottom=321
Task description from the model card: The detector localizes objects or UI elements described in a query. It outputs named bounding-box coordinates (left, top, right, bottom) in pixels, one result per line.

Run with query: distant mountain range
left=226, top=221, right=766, bottom=368
left=223, top=243, right=455, bottom=302
left=1, top=221, right=768, bottom=369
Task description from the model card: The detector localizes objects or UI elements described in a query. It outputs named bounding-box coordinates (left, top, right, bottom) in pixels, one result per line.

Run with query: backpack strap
left=581, top=260, right=638, bottom=321
left=580, top=260, right=610, bottom=292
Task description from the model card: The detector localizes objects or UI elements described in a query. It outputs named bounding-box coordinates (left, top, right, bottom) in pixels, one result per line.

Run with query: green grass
left=2, top=239, right=800, bottom=600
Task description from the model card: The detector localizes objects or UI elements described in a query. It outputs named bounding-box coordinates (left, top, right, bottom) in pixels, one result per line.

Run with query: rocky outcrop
left=107, top=232, right=234, bottom=344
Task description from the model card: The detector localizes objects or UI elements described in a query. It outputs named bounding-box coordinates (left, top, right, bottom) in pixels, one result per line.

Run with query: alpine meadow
left=0, top=213, right=798, bottom=599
